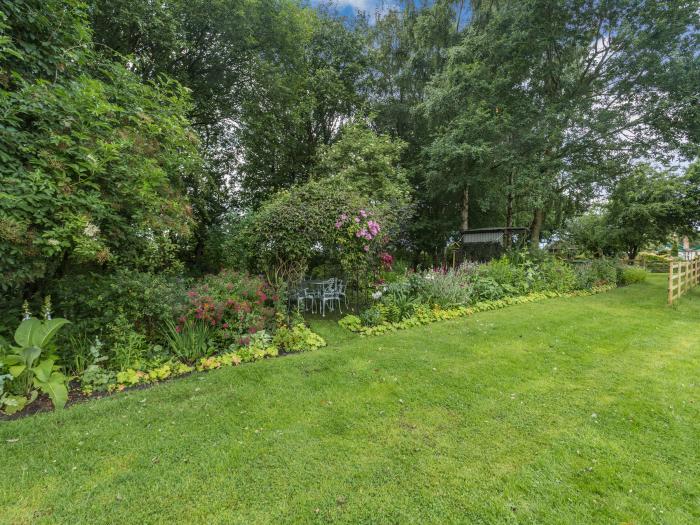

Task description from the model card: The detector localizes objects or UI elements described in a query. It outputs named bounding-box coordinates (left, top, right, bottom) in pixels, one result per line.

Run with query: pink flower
left=359, top=209, right=367, bottom=218
left=356, top=228, right=368, bottom=238
left=223, top=323, right=229, bottom=329
left=354, top=217, right=360, bottom=223
left=340, top=213, right=347, bottom=221
left=363, top=245, right=369, bottom=252
left=175, top=325, right=181, bottom=333
left=335, top=221, right=342, bottom=229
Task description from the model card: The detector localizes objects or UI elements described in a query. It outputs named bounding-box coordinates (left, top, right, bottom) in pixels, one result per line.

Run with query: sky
left=308, top=0, right=404, bottom=20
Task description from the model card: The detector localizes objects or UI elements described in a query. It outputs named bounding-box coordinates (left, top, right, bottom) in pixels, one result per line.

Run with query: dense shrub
left=618, top=266, right=649, bottom=286
left=573, top=259, right=617, bottom=289
left=175, top=270, right=277, bottom=347
left=45, top=271, right=189, bottom=342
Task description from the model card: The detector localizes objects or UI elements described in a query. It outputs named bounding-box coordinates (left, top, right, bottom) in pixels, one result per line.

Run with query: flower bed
left=339, top=285, right=616, bottom=336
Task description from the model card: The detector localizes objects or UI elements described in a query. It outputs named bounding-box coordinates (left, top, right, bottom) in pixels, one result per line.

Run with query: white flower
left=371, top=291, right=383, bottom=300
left=83, top=222, right=100, bottom=238
left=47, top=239, right=60, bottom=246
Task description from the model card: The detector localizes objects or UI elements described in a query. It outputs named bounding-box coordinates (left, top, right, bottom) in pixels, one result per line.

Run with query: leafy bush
left=338, top=315, right=362, bottom=331
left=1, top=317, right=71, bottom=414
left=618, top=266, right=649, bottom=286
left=272, top=323, right=326, bottom=353
left=407, top=270, right=471, bottom=307
left=476, top=258, right=525, bottom=295
left=574, top=259, right=617, bottom=289
left=469, top=276, right=506, bottom=301
left=360, top=306, right=384, bottom=327
left=46, top=270, right=190, bottom=348
left=176, top=270, right=277, bottom=346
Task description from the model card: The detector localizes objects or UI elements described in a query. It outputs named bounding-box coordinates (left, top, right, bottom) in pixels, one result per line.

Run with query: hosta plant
left=1, top=318, right=71, bottom=413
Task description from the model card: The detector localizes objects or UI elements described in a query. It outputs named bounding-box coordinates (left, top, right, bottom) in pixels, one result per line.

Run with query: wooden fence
left=668, top=259, right=700, bottom=304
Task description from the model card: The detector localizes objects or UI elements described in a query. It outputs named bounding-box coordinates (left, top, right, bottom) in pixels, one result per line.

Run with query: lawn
left=1, top=275, right=698, bottom=524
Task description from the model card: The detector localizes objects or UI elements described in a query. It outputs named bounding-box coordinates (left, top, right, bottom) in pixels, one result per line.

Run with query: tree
left=422, top=0, right=699, bottom=246
left=0, top=0, right=201, bottom=293
left=363, top=1, right=464, bottom=255
left=314, top=124, right=410, bottom=204
left=235, top=10, right=370, bottom=208
left=606, top=166, right=688, bottom=260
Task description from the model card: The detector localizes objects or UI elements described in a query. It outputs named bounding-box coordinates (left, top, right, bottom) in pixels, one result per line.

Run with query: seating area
left=291, top=278, right=347, bottom=316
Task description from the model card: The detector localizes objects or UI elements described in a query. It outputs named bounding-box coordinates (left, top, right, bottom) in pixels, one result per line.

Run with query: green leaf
left=8, top=364, right=26, bottom=378
left=20, top=346, right=42, bottom=368
left=32, top=318, right=70, bottom=348
left=33, top=372, right=68, bottom=409
left=32, top=358, right=55, bottom=383
left=14, top=318, right=41, bottom=347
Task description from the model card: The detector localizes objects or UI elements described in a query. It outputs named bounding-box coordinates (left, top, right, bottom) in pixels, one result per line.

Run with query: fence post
left=668, top=261, right=674, bottom=305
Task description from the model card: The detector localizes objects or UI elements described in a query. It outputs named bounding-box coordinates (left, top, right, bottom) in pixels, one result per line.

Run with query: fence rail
left=668, top=259, right=700, bottom=305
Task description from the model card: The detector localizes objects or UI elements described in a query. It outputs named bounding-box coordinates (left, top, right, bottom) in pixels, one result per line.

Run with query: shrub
left=618, top=266, right=649, bottom=286
left=338, top=315, right=362, bottom=331
left=46, top=270, right=190, bottom=347
left=176, top=270, right=277, bottom=346
left=408, top=270, right=471, bottom=307
left=476, top=257, right=525, bottom=295
left=469, top=276, right=505, bottom=301
left=360, top=306, right=384, bottom=327
left=272, top=323, right=326, bottom=353
left=574, top=259, right=617, bottom=289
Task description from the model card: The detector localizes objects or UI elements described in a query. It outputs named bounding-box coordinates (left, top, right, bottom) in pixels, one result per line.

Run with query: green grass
left=1, top=275, right=699, bottom=524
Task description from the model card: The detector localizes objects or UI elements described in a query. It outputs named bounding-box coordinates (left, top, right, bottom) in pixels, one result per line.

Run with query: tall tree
left=0, top=0, right=201, bottom=293
left=422, top=0, right=699, bottom=246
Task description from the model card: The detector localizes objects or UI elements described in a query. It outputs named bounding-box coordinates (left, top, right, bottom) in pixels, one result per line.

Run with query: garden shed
left=459, top=227, right=529, bottom=261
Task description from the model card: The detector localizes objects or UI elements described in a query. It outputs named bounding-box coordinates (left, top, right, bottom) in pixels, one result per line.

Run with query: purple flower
left=356, top=228, right=368, bottom=238
left=335, top=221, right=342, bottom=229
left=359, top=209, right=367, bottom=218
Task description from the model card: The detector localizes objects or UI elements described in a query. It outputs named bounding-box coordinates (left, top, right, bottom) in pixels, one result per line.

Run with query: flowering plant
left=175, top=270, right=277, bottom=346
left=334, top=209, right=391, bottom=288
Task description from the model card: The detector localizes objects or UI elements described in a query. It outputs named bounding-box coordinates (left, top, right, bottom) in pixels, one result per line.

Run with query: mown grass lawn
left=1, top=275, right=698, bottom=524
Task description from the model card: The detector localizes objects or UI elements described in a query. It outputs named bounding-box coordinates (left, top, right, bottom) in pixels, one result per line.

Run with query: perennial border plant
left=340, top=285, right=617, bottom=336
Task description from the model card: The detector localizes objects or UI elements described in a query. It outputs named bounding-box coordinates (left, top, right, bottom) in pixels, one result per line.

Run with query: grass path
left=1, top=276, right=699, bottom=524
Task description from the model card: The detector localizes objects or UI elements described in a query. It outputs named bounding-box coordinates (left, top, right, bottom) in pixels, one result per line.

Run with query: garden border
left=340, top=285, right=617, bottom=336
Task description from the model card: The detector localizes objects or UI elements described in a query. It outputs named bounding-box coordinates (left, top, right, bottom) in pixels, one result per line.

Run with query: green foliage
left=421, top=0, right=698, bottom=244
left=272, top=323, right=326, bottom=353
left=573, top=259, right=618, bottom=290
left=0, top=0, right=201, bottom=295
left=228, top=177, right=401, bottom=286
left=315, top=125, right=410, bottom=204
left=163, top=319, right=216, bottom=364
left=341, top=285, right=617, bottom=336
left=41, top=270, right=189, bottom=347
left=338, top=315, right=362, bottom=332
left=107, top=316, right=154, bottom=371
left=606, top=166, right=690, bottom=260
left=78, top=338, right=116, bottom=395
left=177, top=270, right=276, bottom=346
left=618, top=267, right=650, bottom=286
left=0, top=318, right=71, bottom=412
left=405, top=270, right=472, bottom=308
left=560, top=213, right=619, bottom=258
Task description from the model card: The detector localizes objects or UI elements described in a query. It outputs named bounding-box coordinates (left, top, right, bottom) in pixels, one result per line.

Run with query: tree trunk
left=529, top=208, right=544, bottom=248
left=460, top=186, right=469, bottom=231
left=627, top=245, right=639, bottom=262
left=504, top=172, right=514, bottom=248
